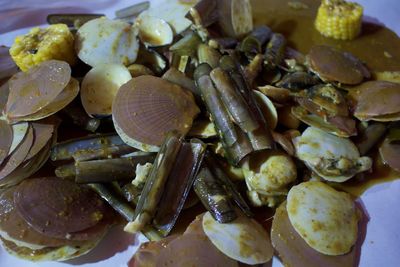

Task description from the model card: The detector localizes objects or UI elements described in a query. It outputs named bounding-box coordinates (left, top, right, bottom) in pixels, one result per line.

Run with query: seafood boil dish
left=0, top=0, right=399, bottom=266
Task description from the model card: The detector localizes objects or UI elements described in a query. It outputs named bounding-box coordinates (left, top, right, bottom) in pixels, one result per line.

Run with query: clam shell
left=137, top=16, right=173, bottom=47
left=18, top=78, right=79, bottom=122
left=75, top=17, right=139, bottom=67
left=271, top=201, right=358, bottom=267
left=308, top=45, right=370, bottom=85
left=112, top=75, right=199, bottom=151
left=81, top=64, right=132, bottom=117
left=293, top=127, right=372, bottom=182
left=0, top=120, right=12, bottom=165
left=349, top=81, right=400, bottom=121
left=9, top=122, right=29, bottom=155
left=5, top=60, right=71, bottom=120
left=253, top=90, right=278, bottom=130
left=202, top=211, right=273, bottom=265
left=287, top=181, right=358, bottom=256
left=138, top=0, right=198, bottom=35
left=0, top=124, right=33, bottom=182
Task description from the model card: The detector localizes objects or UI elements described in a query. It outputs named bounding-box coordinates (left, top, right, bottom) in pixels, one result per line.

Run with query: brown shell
left=308, top=45, right=370, bottom=85
left=0, top=80, right=9, bottom=112
left=348, top=81, right=400, bottom=121
left=14, top=177, right=107, bottom=238
left=25, top=120, right=56, bottom=161
left=5, top=60, right=71, bottom=119
left=271, top=202, right=357, bottom=267
left=379, top=140, right=400, bottom=172
left=0, top=124, right=33, bottom=181
left=0, top=188, right=74, bottom=248
left=14, top=78, right=79, bottom=122
left=0, top=120, right=13, bottom=166
left=112, top=75, right=199, bottom=147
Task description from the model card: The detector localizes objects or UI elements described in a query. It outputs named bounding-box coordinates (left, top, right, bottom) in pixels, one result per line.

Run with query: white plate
left=0, top=1, right=399, bottom=267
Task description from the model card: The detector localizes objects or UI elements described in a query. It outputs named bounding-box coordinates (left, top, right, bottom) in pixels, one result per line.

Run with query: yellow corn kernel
left=9, top=24, right=76, bottom=71
left=315, top=0, right=363, bottom=40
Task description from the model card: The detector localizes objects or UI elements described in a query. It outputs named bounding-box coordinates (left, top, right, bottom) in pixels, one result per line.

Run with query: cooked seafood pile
left=0, top=0, right=399, bottom=266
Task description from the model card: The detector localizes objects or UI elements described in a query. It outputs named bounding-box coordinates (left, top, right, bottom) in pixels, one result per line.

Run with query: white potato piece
left=293, top=127, right=372, bottom=182
left=81, top=64, right=132, bottom=117
left=202, top=211, right=273, bottom=265
left=287, top=181, right=359, bottom=256
left=136, top=16, right=173, bottom=47
left=75, top=17, right=139, bottom=67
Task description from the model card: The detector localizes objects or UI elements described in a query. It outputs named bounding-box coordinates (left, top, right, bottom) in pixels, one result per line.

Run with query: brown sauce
left=251, top=0, right=400, bottom=196
left=251, top=0, right=400, bottom=72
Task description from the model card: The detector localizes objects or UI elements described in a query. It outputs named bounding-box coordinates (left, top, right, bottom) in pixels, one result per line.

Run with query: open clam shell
left=5, top=60, right=71, bottom=120
left=75, top=17, right=139, bottom=67
left=348, top=81, right=400, bottom=121
left=0, top=46, right=18, bottom=80
left=0, top=120, right=12, bottom=165
left=293, top=127, right=372, bottom=182
left=308, top=45, right=370, bottom=85
left=81, top=64, right=132, bottom=117
left=112, top=75, right=199, bottom=152
left=25, top=120, right=56, bottom=161
left=136, top=16, right=173, bottom=47
left=0, top=81, right=10, bottom=112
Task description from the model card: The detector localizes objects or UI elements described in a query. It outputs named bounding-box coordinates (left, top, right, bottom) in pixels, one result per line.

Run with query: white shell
left=81, top=64, right=132, bottom=117
left=202, top=211, right=273, bottom=265
left=287, top=181, right=358, bottom=256
left=9, top=122, right=29, bottom=155
left=253, top=90, right=278, bottom=130
left=293, top=127, right=372, bottom=182
left=76, top=17, right=139, bottom=67
left=136, top=16, right=173, bottom=47
left=138, top=0, right=198, bottom=35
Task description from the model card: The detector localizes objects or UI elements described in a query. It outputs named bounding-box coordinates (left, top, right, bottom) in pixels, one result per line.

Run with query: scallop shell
left=81, top=64, right=132, bottom=117
left=75, top=17, right=139, bottom=67
left=19, top=78, right=79, bottom=122
left=287, top=181, right=358, bottom=256
left=136, top=16, right=173, bottom=47
left=112, top=75, right=199, bottom=152
left=5, top=60, right=71, bottom=120
left=202, top=211, right=273, bottom=265
left=308, top=45, right=370, bottom=85
left=348, top=81, right=400, bottom=121
left=0, top=124, right=33, bottom=183
left=0, top=120, right=12, bottom=165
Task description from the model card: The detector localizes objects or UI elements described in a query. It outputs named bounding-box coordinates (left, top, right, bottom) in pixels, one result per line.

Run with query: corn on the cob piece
left=315, top=0, right=363, bottom=40
left=9, top=24, right=76, bottom=71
